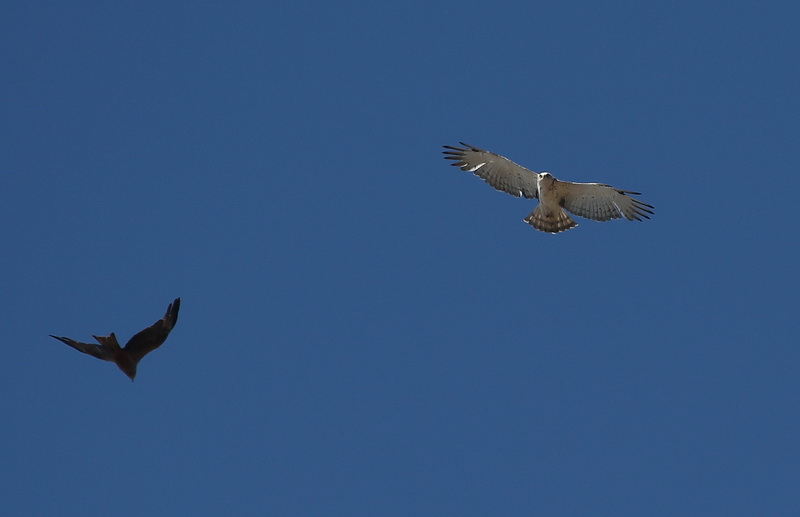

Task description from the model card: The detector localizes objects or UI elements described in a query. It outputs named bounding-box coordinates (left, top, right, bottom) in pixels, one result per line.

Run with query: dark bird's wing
left=50, top=335, right=115, bottom=361
left=123, top=298, right=181, bottom=362
left=443, top=142, right=540, bottom=199
left=557, top=181, right=654, bottom=222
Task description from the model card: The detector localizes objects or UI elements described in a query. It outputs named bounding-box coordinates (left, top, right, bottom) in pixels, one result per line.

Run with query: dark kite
left=50, top=298, right=180, bottom=381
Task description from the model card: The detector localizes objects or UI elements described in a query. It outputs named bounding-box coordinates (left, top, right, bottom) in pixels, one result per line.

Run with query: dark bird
left=50, top=298, right=180, bottom=381
left=443, top=142, right=654, bottom=233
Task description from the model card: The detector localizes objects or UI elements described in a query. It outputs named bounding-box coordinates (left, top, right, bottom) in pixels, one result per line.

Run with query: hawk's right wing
left=443, top=142, right=540, bottom=199
left=557, top=181, right=654, bottom=222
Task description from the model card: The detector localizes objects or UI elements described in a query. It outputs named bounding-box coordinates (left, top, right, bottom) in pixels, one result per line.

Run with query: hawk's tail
left=524, top=206, right=578, bottom=233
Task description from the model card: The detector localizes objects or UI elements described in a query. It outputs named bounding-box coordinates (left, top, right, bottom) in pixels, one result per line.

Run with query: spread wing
left=443, top=142, right=539, bottom=199
left=557, top=181, right=654, bottom=222
left=123, top=298, right=181, bottom=362
left=50, top=335, right=115, bottom=362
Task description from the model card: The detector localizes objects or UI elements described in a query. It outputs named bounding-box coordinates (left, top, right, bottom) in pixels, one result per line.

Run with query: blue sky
left=2, top=1, right=799, bottom=515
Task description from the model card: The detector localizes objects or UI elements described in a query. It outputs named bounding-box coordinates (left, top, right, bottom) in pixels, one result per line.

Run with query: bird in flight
left=50, top=298, right=181, bottom=381
left=443, top=142, right=654, bottom=233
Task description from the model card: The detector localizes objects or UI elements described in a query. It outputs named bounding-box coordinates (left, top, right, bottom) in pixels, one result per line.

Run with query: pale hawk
left=443, top=142, right=654, bottom=233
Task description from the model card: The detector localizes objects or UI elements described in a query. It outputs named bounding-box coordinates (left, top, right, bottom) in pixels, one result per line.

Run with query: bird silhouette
left=50, top=298, right=180, bottom=381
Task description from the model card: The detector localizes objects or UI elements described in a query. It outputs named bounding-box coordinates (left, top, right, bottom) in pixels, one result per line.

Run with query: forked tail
left=93, top=333, right=122, bottom=352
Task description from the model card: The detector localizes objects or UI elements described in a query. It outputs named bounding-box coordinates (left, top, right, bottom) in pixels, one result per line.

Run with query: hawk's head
left=538, top=172, right=556, bottom=186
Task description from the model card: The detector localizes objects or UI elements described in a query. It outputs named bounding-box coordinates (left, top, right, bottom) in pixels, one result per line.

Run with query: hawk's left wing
left=443, top=142, right=539, bottom=199
left=557, top=182, right=654, bottom=222
left=123, top=298, right=181, bottom=362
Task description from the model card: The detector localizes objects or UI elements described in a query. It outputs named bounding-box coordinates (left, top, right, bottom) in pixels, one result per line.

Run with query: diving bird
left=50, top=298, right=180, bottom=381
left=443, top=142, right=654, bottom=233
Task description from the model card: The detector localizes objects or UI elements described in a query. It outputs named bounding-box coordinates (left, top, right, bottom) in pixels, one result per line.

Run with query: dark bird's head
left=116, top=357, right=138, bottom=382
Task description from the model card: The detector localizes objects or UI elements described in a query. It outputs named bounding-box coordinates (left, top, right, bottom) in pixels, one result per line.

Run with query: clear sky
left=2, top=1, right=799, bottom=515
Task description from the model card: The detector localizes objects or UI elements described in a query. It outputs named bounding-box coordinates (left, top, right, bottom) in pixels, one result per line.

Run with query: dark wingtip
left=442, top=142, right=479, bottom=152
left=169, top=297, right=181, bottom=322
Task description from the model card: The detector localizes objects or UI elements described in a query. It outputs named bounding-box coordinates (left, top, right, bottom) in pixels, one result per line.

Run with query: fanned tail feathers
left=524, top=206, right=578, bottom=234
